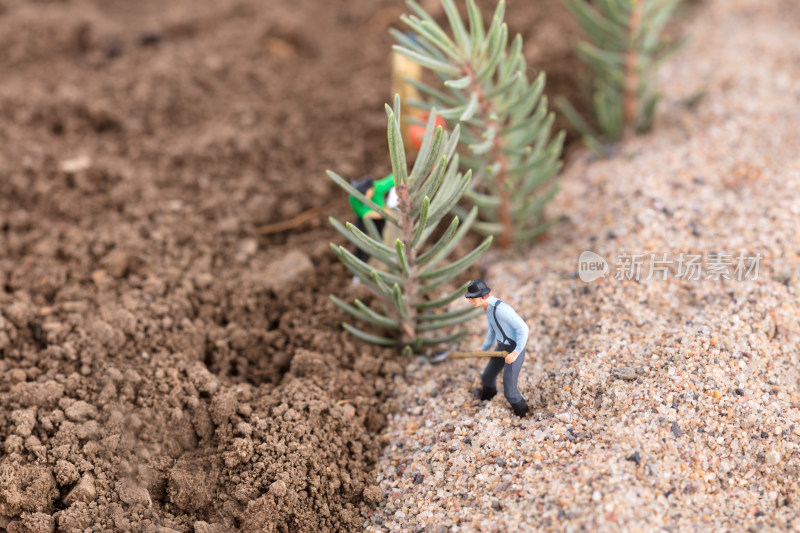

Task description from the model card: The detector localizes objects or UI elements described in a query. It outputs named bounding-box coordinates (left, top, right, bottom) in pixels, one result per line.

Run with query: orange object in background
left=392, top=42, right=449, bottom=151
left=392, top=50, right=423, bottom=150
left=408, top=113, right=448, bottom=151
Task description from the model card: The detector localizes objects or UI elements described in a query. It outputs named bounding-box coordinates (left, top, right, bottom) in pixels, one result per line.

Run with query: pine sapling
left=558, top=0, right=683, bottom=154
left=393, top=0, right=565, bottom=247
left=328, top=96, right=492, bottom=353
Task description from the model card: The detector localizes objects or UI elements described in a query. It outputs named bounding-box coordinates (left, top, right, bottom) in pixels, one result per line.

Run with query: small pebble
left=764, top=450, right=780, bottom=465
left=494, top=481, right=511, bottom=493
left=611, top=366, right=637, bottom=381
left=64, top=473, right=96, bottom=505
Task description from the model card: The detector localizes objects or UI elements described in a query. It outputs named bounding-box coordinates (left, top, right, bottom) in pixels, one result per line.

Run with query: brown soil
left=0, top=0, right=584, bottom=531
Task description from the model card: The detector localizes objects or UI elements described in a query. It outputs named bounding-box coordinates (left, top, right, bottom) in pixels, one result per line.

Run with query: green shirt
left=349, top=175, right=395, bottom=219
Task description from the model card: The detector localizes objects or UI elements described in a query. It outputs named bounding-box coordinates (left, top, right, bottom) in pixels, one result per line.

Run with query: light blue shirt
left=480, top=296, right=529, bottom=352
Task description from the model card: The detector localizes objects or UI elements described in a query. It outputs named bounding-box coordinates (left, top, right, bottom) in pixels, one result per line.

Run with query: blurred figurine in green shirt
left=348, top=175, right=398, bottom=266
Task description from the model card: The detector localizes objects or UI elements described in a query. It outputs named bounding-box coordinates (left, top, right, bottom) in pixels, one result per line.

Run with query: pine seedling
left=328, top=96, right=492, bottom=353
left=558, top=0, right=683, bottom=154
left=392, top=0, right=565, bottom=248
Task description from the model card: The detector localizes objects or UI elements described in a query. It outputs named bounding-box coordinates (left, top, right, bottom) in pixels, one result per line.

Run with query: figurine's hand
left=505, top=351, right=519, bottom=364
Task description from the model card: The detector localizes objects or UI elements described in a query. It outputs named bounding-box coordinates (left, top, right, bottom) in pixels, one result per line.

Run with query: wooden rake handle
left=448, top=350, right=508, bottom=359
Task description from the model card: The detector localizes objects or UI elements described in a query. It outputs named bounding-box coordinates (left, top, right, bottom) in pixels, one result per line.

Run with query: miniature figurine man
left=348, top=175, right=398, bottom=263
left=465, top=279, right=530, bottom=417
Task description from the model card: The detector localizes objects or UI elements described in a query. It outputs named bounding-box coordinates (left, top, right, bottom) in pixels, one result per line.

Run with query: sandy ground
left=366, top=0, right=800, bottom=531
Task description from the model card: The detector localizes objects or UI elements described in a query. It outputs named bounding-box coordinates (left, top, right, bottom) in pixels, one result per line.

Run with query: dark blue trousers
left=481, top=348, right=525, bottom=404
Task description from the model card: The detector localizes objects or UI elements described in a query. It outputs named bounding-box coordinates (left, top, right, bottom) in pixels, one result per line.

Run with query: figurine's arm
left=497, top=304, right=529, bottom=363
left=480, top=326, right=495, bottom=352
left=508, top=309, right=529, bottom=351
left=364, top=180, right=397, bottom=219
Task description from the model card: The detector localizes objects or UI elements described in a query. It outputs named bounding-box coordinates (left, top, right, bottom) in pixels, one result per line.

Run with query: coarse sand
left=365, top=0, right=800, bottom=531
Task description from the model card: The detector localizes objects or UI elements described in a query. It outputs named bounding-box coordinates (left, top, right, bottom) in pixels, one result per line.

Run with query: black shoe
left=510, top=399, right=529, bottom=417
left=479, top=385, right=497, bottom=401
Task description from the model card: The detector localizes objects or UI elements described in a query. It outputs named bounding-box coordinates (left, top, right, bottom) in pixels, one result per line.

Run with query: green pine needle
left=327, top=100, right=490, bottom=352
left=396, top=0, right=564, bottom=246
left=563, top=0, right=683, bottom=146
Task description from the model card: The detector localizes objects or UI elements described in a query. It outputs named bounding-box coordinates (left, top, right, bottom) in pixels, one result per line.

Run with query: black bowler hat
left=465, top=279, right=491, bottom=298
left=350, top=176, right=375, bottom=195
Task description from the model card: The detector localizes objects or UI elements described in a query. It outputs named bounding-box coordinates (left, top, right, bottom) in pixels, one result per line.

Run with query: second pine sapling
left=558, top=0, right=683, bottom=154
left=393, top=0, right=565, bottom=247
left=328, top=96, right=492, bottom=353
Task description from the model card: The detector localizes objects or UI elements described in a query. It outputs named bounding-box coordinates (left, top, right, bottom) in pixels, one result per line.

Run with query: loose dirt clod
left=0, top=462, right=58, bottom=516
left=63, top=401, right=97, bottom=422
left=7, top=512, right=55, bottom=533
